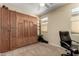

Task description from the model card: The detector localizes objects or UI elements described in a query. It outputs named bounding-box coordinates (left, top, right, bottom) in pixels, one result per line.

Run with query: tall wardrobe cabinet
left=0, top=6, right=38, bottom=53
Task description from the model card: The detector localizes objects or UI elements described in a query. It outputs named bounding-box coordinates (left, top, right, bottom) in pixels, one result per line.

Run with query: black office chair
left=59, top=31, right=79, bottom=56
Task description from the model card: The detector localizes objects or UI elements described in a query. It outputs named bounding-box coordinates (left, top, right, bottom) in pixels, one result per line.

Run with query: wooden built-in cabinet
left=0, top=6, right=38, bottom=53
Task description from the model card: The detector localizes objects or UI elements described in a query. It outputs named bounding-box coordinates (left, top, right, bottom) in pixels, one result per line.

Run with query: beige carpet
left=0, top=42, right=65, bottom=56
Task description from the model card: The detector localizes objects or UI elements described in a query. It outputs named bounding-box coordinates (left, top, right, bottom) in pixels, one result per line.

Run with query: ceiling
left=2, top=3, right=66, bottom=17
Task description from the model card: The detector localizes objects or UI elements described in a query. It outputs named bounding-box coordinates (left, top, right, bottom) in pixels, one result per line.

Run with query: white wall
left=47, top=4, right=72, bottom=47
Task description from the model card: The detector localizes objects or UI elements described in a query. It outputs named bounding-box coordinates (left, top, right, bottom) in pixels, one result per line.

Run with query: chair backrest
left=59, top=31, right=72, bottom=46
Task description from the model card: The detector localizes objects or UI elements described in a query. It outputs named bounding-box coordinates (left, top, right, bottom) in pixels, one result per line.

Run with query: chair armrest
left=72, top=40, right=79, bottom=44
left=61, top=41, right=71, bottom=48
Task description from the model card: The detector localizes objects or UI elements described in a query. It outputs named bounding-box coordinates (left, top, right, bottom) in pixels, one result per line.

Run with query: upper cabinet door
left=1, top=8, right=10, bottom=52
left=9, top=11, right=16, bottom=50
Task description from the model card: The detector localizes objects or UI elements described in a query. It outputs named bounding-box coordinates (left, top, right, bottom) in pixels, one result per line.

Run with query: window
left=71, top=7, right=79, bottom=34
left=41, top=17, right=48, bottom=34
left=71, top=16, right=79, bottom=34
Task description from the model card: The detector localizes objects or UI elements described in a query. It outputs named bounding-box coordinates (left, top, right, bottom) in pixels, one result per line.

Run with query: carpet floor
left=0, top=42, right=65, bottom=56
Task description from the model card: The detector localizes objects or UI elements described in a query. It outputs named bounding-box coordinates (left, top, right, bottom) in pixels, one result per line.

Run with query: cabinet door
left=9, top=11, right=16, bottom=50
left=0, top=8, right=2, bottom=52
left=28, top=21, right=37, bottom=44
left=28, top=21, right=32, bottom=44
left=27, top=20, right=30, bottom=44
left=31, top=22, right=33, bottom=42
left=18, top=23, right=24, bottom=47
left=24, top=20, right=29, bottom=45
left=34, top=24, right=38, bottom=41
left=33, top=23, right=38, bottom=43
left=28, top=22, right=32, bottom=43
left=16, top=13, right=24, bottom=47
left=30, top=22, right=34, bottom=43
left=1, top=8, right=10, bottom=52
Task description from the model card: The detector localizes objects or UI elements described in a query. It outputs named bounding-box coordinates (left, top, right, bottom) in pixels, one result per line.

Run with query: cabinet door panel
left=1, top=8, right=10, bottom=52
left=0, top=8, right=2, bottom=52
left=24, top=20, right=29, bottom=44
left=26, top=21, right=29, bottom=43
left=17, top=22, right=24, bottom=47
left=16, top=13, right=24, bottom=47
left=34, top=24, right=38, bottom=41
left=9, top=11, right=16, bottom=50
left=28, top=21, right=32, bottom=43
left=30, top=22, right=34, bottom=43
left=32, top=24, right=37, bottom=43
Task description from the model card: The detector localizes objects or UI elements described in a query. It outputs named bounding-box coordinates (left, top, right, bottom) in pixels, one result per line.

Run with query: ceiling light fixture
left=40, top=3, right=45, bottom=7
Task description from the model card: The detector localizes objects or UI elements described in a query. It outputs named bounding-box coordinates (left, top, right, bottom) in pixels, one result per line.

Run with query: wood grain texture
left=1, top=8, right=10, bottom=52
left=16, top=12, right=38, bottom=48
left=9, top=10, right=16, bottom=50
left=0, top=7, right=38, bottom=53
left=0, top=8, right=2, bottom=52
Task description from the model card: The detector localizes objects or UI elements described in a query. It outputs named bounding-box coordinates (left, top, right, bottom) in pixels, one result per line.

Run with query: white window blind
left=71, top=15, right=79, bottom=34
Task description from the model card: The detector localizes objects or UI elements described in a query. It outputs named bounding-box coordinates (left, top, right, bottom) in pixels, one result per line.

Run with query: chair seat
left=70, top=45, right=79, bottom=54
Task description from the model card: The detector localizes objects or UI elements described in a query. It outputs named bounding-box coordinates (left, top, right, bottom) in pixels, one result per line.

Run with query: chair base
left=61, top=50, right=73, bottom=56
left=61, top=53, right=73, bottom=56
